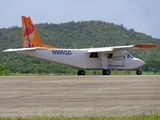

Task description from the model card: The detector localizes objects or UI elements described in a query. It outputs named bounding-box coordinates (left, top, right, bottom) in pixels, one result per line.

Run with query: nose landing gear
left=136, top=69, right=142, bottom=75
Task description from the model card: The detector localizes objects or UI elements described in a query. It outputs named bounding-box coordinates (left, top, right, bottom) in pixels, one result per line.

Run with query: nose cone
left=133, top=58, right=145, bottom=68
left=139, top=59, right=145, bottom=67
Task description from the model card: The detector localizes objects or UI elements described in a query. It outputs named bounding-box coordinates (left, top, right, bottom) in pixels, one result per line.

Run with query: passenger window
left=89, top=53, right=98, bottom=58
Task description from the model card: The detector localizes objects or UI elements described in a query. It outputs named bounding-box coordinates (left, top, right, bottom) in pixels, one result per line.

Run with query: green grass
left=5, top=70, right=160, bottom=76
left=0, top=113, right=160, bottom=120
left=1, top=69, right=160, bottom=76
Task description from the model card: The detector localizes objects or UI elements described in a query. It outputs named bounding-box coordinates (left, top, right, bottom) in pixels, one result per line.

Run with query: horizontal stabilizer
left=2, top=47, right=49, bottom=52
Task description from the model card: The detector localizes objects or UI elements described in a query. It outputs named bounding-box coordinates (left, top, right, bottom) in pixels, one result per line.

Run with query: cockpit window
left=127, top=53, right=133, bottom=59
left=89, top=52, right=98, bottom=58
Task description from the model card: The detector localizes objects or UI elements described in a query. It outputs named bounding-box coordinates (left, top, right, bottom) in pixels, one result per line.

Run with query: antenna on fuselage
left=72, top=43, right=77, bottom=49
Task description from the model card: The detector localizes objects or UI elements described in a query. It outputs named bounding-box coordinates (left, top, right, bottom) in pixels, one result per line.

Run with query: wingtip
left=134, top=44, right=158, bottom=48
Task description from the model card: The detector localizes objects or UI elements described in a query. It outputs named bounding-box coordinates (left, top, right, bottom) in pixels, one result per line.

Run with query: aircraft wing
left=87, top=44, right=158, bottom=53
left=87, top=47, right=113, bottom=53
left=2, top=47, right=49, bottom=52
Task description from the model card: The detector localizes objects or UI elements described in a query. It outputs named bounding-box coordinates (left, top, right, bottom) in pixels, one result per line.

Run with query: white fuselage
left=17, top=48, right=145, bottom=70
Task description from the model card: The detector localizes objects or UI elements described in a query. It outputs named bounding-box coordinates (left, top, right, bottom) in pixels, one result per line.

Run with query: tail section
left=22, top=16, right=54, bottom=48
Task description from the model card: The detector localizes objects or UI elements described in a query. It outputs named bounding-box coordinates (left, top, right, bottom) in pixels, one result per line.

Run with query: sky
left=1, top=0, right=160, bottom=38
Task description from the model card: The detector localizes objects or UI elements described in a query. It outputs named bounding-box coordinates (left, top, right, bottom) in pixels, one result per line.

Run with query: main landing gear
left=102, top=69, right=110, bottom=75
left=77, top=69, right=111, bottom=75
left=77, top=70, right=85, bottom=75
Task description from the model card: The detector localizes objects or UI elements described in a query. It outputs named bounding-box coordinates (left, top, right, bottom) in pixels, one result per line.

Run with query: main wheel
left=102, top=69, right=110, bottom=75
left=81, top=70, right=85, bottom=75
left=136, top=69, right=142, bottom=75
left=77, top=70, right=85, bottom=75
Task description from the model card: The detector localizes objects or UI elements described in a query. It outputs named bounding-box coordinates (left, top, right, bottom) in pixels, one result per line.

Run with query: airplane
left=3, top=16, right=158, bottom=75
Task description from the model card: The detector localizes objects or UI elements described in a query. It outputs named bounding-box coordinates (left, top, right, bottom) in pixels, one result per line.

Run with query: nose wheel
left=102, top=69, right=110, bottom=75
left=77, top=70, right=85, bottom=75
left=136, top=69, right=142, bottom=75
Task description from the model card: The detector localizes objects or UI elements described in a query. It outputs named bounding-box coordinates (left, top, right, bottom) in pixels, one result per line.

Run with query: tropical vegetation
left=0, top=21, right=160, bottom=75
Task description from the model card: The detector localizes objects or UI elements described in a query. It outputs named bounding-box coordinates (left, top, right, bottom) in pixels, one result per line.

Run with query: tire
left=136, top=69, right=142, bottom=75
left=106, top=70, right=110, bottom=75
left=81, top=70, right=85, bottom=75
left=77, top=70, right=80, bottom=75
left=77, top=70, right=85, bottom=75
left=102, top=69, right=110, bottom=75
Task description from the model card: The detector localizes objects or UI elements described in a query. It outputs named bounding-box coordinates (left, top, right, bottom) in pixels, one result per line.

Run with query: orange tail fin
left=22, top=16, right=54, bottom=48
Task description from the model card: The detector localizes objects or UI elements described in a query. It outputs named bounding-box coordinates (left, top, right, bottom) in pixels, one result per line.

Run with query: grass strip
left=0, top=112, right=159, bottom=120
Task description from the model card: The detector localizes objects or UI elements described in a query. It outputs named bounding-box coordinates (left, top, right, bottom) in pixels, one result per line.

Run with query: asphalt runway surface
left=0, top=75, right=159, bottom=117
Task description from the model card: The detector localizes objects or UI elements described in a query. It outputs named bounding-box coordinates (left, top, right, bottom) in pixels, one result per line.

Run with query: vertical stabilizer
left=22, top=16, right=54, bottom=48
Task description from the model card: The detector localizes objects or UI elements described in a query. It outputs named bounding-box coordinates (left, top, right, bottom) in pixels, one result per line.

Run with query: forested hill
left=0, top=21, right=160, bottom=74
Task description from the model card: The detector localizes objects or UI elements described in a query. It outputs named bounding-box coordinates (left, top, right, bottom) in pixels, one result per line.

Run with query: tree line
left=0, top=21, right=160, bottom=75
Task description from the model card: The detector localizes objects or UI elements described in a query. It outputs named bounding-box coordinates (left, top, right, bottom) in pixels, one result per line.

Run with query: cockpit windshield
left=127, top=52, right=133, bottom=59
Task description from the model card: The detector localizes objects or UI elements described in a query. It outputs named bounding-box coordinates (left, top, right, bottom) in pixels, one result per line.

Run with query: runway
left=0, top=75, right=159, bottom=117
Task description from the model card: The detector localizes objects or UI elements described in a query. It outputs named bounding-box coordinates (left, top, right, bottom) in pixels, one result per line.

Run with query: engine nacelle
left=107, top=51, right=128, bottom=58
